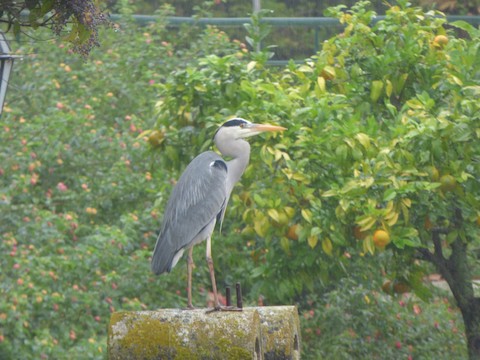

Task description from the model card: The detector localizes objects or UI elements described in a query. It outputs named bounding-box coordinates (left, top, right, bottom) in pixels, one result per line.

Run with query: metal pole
left=225, top=286, right=231, bottom=307
left=0, top=32, right=19, bottom=116
left=252, top=0, right=261, bottom=14
left=236, top=282, right=243, bottom=309
left=252, top=0, right=261, bottom=52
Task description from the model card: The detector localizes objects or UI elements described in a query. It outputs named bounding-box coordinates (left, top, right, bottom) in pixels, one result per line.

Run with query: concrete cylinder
left=255, top=306, right=301, bottom=360
left=108, top=308, right=262, bottom=360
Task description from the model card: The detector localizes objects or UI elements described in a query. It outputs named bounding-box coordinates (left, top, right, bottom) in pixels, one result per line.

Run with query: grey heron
left=151, top=118, right=286, bottom=310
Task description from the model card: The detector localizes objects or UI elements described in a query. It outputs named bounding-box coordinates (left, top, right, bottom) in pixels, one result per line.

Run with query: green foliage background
left=1, top=1, right=479, bottom=358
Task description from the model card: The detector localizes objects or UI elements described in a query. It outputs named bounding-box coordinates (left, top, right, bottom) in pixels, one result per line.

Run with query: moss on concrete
left=108, top=309, right=261, bottom=359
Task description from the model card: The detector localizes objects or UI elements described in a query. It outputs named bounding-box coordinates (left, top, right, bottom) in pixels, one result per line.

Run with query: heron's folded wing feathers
left=151, top=151, right=228, bottom=274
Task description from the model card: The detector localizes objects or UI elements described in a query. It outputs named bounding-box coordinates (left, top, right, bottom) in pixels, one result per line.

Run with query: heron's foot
left=205, top=305, right=242, bottom=314
left=184, top=304, right=196, bottom=310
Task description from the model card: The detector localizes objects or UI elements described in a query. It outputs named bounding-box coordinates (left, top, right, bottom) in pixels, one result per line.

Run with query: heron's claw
left=205, top=305, right=242, bottom=314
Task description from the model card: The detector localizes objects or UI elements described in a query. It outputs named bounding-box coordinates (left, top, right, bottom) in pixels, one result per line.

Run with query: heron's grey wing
left=151, top=151, right=228, bottom=275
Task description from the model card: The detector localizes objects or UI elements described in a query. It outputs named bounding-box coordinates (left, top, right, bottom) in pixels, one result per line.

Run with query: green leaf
left=310, top=226, right=322, bottom=237
left=355, top=133, right=371, bottom=149
left=385, top=79, right=393, bottom=97
left=450, top=21, right=480, bottom=39
left=247, top=61, right=257, bottom=72
left=335, top=144, right=348, bottom=161
left=280, top=237, right=290, bottom=253
left=298, top=65, right=313, bottom=73
left=308, top=235, right=319, bottom=249
left=363, top=236, right=375, bottom=255
left=267, top=208, right=279, bottom=222
left=321, top=237, right=333, bottom=255
left=383, top=189, right=397, bottom=202
left=357, top=216, right=376, bottom=232
left=40, top=0, right=54, bottom=14
left=251, top=266, right=265, bottom=278
left=322, top=189, right=337, bottom=197
left=370, top=80, right=383, bottom=102
left=301, top=209, right=313, bottom=224
left=317, top=76, right=326, bottom=93
left=253, top=193, right=265, bottom=206
left=447, top=231, right=458, bottom=244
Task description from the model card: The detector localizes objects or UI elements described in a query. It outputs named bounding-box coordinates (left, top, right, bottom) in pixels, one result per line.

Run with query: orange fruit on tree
left=287, top=224, right=300, bottom=241
left=433, top=35, right=448, bottom=48
left=373, top=229, right=391, bottom=249
left=440, top=174, right=457, bottom=192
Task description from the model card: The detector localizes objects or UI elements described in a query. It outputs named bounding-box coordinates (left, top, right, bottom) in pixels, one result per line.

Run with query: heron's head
left=214, top=118, right=286, bottom=141
left=213, top=117, right=286, bottom=158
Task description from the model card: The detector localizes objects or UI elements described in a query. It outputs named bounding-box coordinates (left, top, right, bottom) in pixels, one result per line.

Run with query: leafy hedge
left=1, top=1, right=476, bottom=358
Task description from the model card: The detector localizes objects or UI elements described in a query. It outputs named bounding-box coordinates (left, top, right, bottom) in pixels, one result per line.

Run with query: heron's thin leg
left=206, top=236, right=220, bottom=309
left=186, top=247, right=195, bottom=309
left=204, top=236, right=242, bottom=313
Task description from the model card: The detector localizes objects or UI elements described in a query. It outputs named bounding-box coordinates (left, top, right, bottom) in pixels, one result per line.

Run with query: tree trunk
left=446, top=237, right=480, bottom=359
left=419, top=215, right=480, bottom=359
left=460, top=298, right=480, bottom=359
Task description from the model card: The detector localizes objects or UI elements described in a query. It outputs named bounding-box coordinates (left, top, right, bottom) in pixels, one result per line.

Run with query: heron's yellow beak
left=249, top=123, right=287, bottom=133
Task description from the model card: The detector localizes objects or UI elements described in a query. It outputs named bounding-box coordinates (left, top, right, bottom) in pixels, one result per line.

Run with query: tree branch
left=417, top=247, right=434, bottom=263
left=416, top=227, right=448, bottom=266
left=432, top=228, right=445, bottom=261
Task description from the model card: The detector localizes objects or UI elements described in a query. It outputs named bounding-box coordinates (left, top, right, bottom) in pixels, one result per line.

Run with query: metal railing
left=111, top=14, right=480, bottom=64
left=112, top=14, right=480, bottom=27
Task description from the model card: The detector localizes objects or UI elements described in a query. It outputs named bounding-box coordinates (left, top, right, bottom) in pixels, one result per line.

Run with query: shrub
left=301, top=278, right=466, bottom=359
left=0, top=9, right=244, bottom=358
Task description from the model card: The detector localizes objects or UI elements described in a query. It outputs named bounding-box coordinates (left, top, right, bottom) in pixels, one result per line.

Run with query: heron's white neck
left=216, top=138, right=251, bottom=195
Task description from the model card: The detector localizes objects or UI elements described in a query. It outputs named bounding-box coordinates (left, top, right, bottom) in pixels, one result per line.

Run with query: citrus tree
left=300, top=3, right=480, bottom=357
left=278, top=2, right=480, bottom=356
left=149, top=1, right=479, bottom=357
